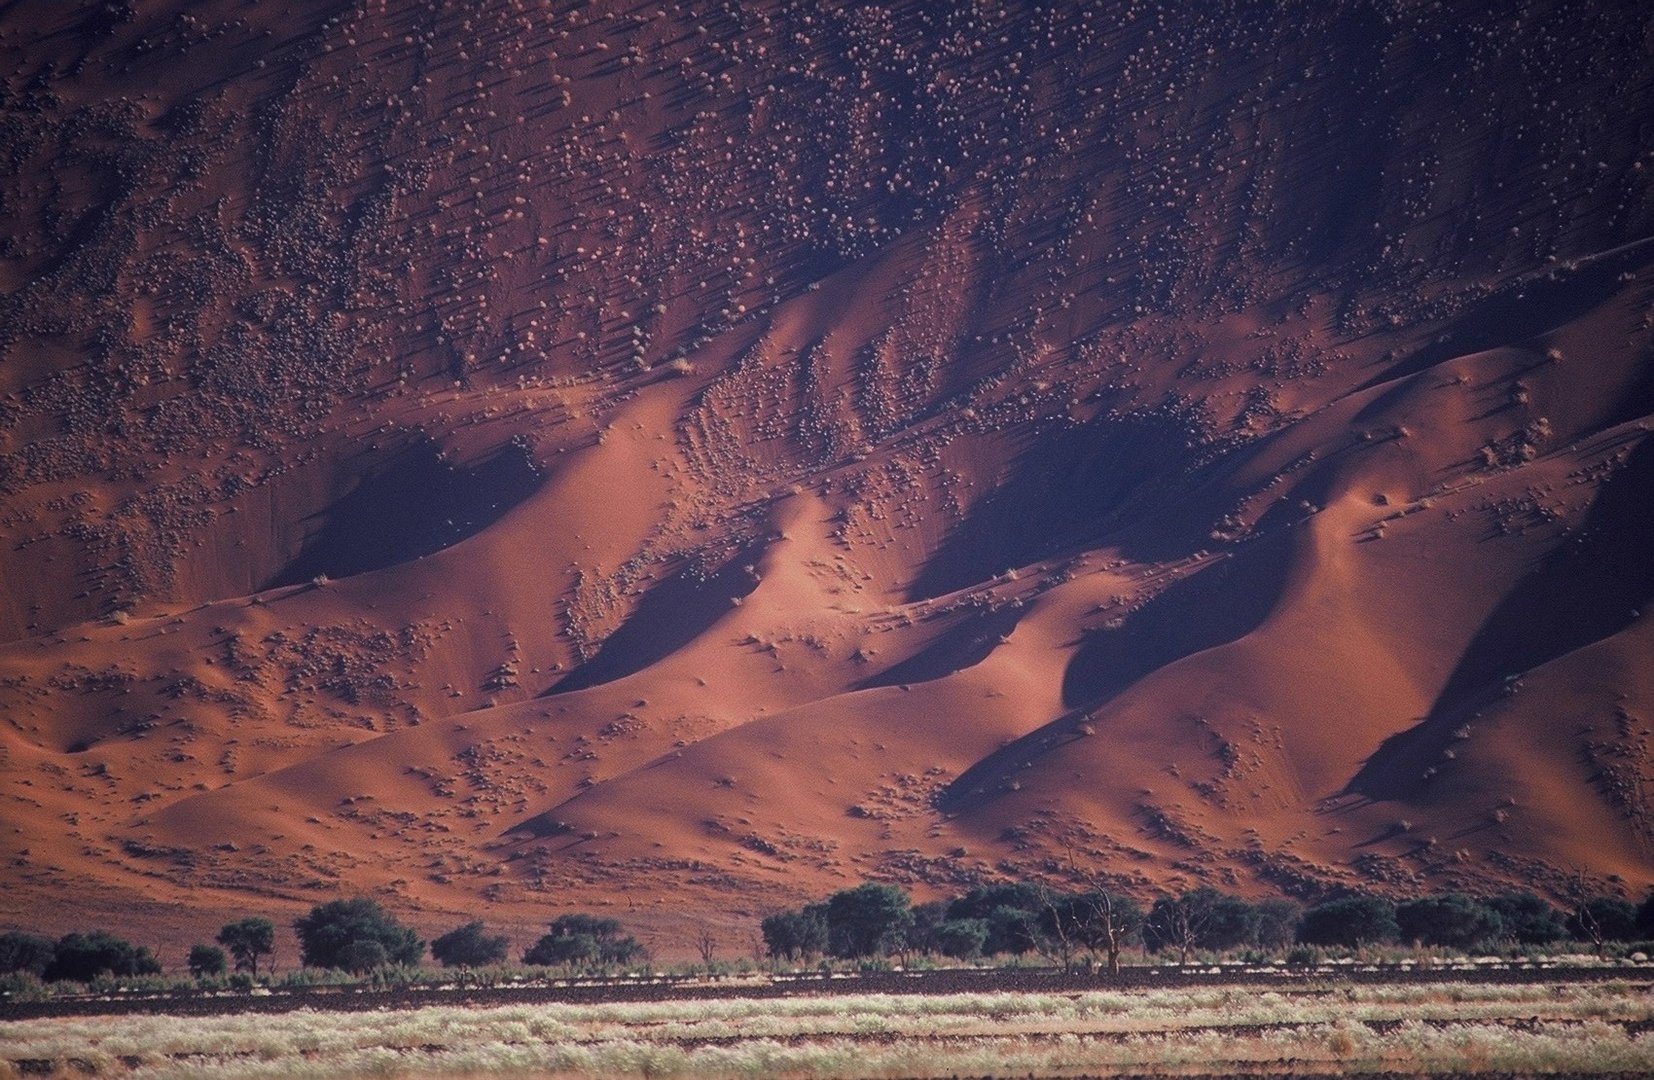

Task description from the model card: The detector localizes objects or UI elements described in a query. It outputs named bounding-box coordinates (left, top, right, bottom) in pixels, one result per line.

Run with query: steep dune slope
left=1, top=0, right=1652, bottom=952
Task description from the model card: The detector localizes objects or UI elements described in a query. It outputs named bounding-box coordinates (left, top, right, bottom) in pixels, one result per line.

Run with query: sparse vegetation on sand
left=3, top=980, right=1652, bottom=1078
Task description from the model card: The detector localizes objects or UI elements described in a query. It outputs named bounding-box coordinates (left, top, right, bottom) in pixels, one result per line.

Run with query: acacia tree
left=825, top=883, right=913, bottom=959
left=217, top=917, right=276, bottom=977
left=431, top=921, right=509, bottom=968
left=188, top=944, right=227, bottom=978
left=524, top=914, right=643, bottom=971
left=1297, top=896, right=1400, bottom=948
left=761, top=906, right=828, bottom=963
left=293, top=898, right=422, bottom=970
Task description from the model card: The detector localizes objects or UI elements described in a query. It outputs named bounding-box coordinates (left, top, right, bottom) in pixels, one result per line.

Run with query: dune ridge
left=0, top=0, right=1651, bottom=954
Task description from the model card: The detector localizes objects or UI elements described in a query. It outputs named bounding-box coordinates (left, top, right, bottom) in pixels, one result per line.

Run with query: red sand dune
left=1, top=0, right=1651, bottom=958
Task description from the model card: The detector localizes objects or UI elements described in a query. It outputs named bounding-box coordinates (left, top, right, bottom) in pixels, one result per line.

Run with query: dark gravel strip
left=2, top=964, right=1648, bottom=1021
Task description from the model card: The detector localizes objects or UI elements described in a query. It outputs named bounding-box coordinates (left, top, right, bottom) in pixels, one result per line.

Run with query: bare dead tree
left=695, top=926, right=718, bottom=969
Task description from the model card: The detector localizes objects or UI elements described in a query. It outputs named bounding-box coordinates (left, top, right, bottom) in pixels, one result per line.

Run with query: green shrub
left=0, top=970, right=51, bottom=1001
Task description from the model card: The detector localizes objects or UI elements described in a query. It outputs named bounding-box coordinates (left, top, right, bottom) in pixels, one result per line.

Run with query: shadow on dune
left=1345, top=434, right=1654, bottom=801
left=1350, top=248, right=1647, bottom=397
left=854, top=604, right=1026, bottom=692
left=264, top=440, right=542, bottom=589
left=937, top=539, right=1291, bottom=813
left=544, top=548, right=762, bottom=696
left=906, top=411, right=1209, bottom=601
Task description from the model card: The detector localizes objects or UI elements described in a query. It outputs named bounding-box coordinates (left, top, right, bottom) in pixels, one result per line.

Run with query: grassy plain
left=4, top=979, right=1653, bottom=1078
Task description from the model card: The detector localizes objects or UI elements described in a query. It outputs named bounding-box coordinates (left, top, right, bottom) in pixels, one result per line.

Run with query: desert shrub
left=762, top=905, right=828, bottom=962
left=1297, top=896, right=1400, bottom=947
left=825, top=883, right=913, bottom=959
left=1486, top=892, right=1565, bottom=945
left=1395, top=894, right=1503, bottom=948
left=0, top=970, right=51, bottom=1001
left=293, top=897, right=423, bottom=970
left=431, top=920, right=510, bottom=967
left=524, top=914, right=643, bottom=970
left=188, top=944, right=228, bottom=977
left=0, top=931, right=56, bottom=977
left=217, top=917, right=276, bottom=976
left=1285, top=944, right=1321, bottom=967
left=43, top=931, right=162, bottom=983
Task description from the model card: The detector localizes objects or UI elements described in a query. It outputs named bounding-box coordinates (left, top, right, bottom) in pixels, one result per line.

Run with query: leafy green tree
left=1297, top=896, right=1400, bottom=948
left=338, top=940, right=388, bottom=973
left=0, top=931, right=56, bottom=978
left=188, top=944, right=227, bottom=977
left=931, top=918, right=990, bottom=960
left=1395, top=894, right=1502, bottom=948
left=761, top=906, right=828, bottom=962
left=825, top=883, right=912, bottom=959
left=1204, top=894, right=1264, bottom=950
left=524, top=930, right=596, bottom=967
left=1253, top=899, right=1303, bottom=952
left=292, top=898, right=423, bottom=970
left=947, top=884, right=1043, bottom=955
left=1635, top=890, right=1654, bottom=941
left=217, top=917, right=276, bottom=976
left=431, top=920, right=510, bottom=968
left=524, top=913, right=643, bottom=969
left=43, top=931, right=161, bottom=982
left=1487, top=892, right=1565, bottom=945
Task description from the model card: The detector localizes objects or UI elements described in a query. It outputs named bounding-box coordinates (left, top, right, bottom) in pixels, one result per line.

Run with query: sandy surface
left=0, top=0, right=1651, bottom=959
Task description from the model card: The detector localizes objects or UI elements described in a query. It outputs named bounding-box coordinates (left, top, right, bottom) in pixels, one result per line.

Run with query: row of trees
left=762, top=883, right=1654, bottom=971
left=7, top=885, right=1652, bottom=986
left=0, top=898, right=645, bottom=985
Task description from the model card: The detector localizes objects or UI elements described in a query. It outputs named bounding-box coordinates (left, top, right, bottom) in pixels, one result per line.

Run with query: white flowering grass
left=3, top=980, right=1652, bottom=1078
